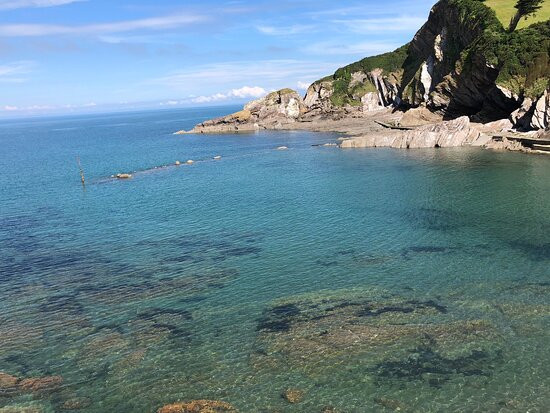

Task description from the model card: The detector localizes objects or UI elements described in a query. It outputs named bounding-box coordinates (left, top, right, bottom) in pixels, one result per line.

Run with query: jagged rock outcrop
left=183, top=89, right=306, bottom=133
left=303, top=0, right=549, bottom=129
left=303, top=81, right=334, bottom=113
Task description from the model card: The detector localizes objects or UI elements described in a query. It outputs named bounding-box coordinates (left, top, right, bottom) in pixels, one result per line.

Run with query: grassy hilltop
left=485, top=0, right=550, bottom=29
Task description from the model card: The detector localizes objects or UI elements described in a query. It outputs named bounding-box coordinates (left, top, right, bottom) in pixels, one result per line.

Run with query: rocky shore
left=178, top=91, right=548, bottom=154
left=178, top=0, right=549, bottom=154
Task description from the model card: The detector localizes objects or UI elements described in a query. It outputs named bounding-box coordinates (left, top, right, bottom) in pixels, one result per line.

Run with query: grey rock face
left=339, top=117, right=483, bottom=149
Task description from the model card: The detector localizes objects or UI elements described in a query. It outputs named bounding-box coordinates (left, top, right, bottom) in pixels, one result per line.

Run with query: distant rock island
left=181, top=0, right=549, bottom=153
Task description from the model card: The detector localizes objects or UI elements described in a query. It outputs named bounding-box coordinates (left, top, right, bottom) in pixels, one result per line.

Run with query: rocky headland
left=179, top=0, right=549, bottom=154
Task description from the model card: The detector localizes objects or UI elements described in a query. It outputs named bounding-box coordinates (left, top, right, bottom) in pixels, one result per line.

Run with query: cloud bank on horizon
left=0, top=0, right=437, bottom=116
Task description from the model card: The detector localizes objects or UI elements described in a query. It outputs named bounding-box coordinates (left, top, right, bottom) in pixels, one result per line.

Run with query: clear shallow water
left=0, top=107, right=549, bottom=413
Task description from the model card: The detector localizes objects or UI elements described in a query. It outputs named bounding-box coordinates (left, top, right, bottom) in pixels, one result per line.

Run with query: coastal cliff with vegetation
left=184, top=0, right=549, bottom=151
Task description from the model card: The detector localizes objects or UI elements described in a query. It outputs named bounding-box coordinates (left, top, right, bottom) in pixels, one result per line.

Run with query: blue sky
left=0, top=0, right=437, bottom=117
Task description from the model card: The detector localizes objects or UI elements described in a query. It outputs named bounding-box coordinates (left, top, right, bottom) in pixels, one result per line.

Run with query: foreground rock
left=0, top=372, right=19, bottom=395
left=283, top=389, right=304, bottom=404
left=157, top=400, right=236, bottom=413
left=0, top=373, right=63, bottom=396
left=183, top=89, right=307, bottom=134
left=18, top=376, right=63, bottom=393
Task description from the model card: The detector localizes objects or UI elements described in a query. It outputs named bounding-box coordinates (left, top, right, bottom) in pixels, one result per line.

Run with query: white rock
left=361, top=92, right=383, bottom=112
left=285, top=98, right=301, bottom=119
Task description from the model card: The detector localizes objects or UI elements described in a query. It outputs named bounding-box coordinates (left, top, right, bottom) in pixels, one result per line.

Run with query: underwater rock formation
left=252, top=287, right=501, bottom=385
left=156, top=400, right=237, bottom=413
left=282, top=388, right=304, bottom=404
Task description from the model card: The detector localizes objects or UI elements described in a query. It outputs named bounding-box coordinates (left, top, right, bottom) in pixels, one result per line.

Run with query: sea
left=0, top=106, right=549, bottom=412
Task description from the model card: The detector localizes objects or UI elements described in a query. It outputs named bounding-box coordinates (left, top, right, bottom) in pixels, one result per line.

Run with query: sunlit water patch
left=0, top=107, right=549, bottom=412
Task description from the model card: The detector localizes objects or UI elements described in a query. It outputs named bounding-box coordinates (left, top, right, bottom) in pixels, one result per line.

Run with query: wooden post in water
left=76, top=156, right=85, bottom=187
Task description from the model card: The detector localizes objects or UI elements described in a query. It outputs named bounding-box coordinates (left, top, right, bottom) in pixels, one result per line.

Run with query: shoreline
left=176, top=106, right=550, bottom=156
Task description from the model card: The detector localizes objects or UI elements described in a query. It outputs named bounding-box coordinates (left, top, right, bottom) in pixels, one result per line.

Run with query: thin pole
left=76, top=156, right=85, bottom=187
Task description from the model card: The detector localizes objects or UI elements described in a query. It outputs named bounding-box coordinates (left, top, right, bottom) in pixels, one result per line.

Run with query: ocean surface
left=0, top=107, right=549, bottom=413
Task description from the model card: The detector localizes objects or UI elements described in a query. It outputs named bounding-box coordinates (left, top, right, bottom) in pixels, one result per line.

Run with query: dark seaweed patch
left=372, top=344, right=500, bottom=387
left=358, top=305, right=414, bottom=317
left=38, top=294, right=84, bottom=315
left=508, top=241, right=550, bottom=261
left=405, top=207, right=463, bottom=231
left=358, top=300, right=447, bottom=317
left=151, top=323, right=190, bottom=340
left=3, top=353, right=32, bottom=376
left=257, top=304, right=301, bottom=332
left=408, top=300, right=448, bottom=314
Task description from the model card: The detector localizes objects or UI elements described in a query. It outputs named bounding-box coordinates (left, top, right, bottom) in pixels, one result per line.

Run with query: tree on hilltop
left=508, top=0, right=545, bottom=32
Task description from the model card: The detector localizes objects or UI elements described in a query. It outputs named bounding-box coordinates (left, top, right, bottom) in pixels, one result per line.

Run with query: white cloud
left=153, top=60, right=342, bottom=93
left=0, top=14, right=207, bottom=37
left=230, top=86, right=266, bottom=99
left=192, top=86, right=267, bottom=104
left=0, top=0, right=83, bottom=10
left=159, top=100, right=183, bottom=106
left=297, top=81, right=311, bottom=90
left=1, top=101, right=98, bottom=112
left=256, top=24, right=317, bottom=36
left=303, top=41, right=400, bottom=56
left=0, top=60, right=33, bottom=82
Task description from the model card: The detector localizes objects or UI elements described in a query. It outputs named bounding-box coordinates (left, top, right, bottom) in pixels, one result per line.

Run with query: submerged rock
left=0, top=372, right=19, bottom=395
left=18, top=375, right=63, bottom=393
left=282, top=389, right=304, bottom=404
left=0, top=405, right=45, bottom=413
left=252, top=288, right=499, bottom=379
left=156, top=400, right=236, bottom=413
left=373, top=397, right=407, bottom=411
left=60, top=397, right=92, bottom=410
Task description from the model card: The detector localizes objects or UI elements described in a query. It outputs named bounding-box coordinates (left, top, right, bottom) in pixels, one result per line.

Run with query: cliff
left=305, top=0, right=549, bottom=128
left=184, top=0, right=549, bottom=136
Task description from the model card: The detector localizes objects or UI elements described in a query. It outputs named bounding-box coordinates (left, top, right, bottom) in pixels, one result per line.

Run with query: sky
left=0, top=0, right=437, bottom=117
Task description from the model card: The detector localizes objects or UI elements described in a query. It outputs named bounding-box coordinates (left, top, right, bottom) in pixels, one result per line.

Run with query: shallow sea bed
left=0, top=108, right=549, bottom=412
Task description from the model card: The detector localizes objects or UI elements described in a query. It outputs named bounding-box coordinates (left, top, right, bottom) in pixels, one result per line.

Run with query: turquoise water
left=0, top=107, right=549, bottom=413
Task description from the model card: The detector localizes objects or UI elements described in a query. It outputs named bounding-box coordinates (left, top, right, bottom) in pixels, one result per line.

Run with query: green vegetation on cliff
left=320, top=45, right=408, bottom=107
left=463, top=19, right=549, bottom=97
